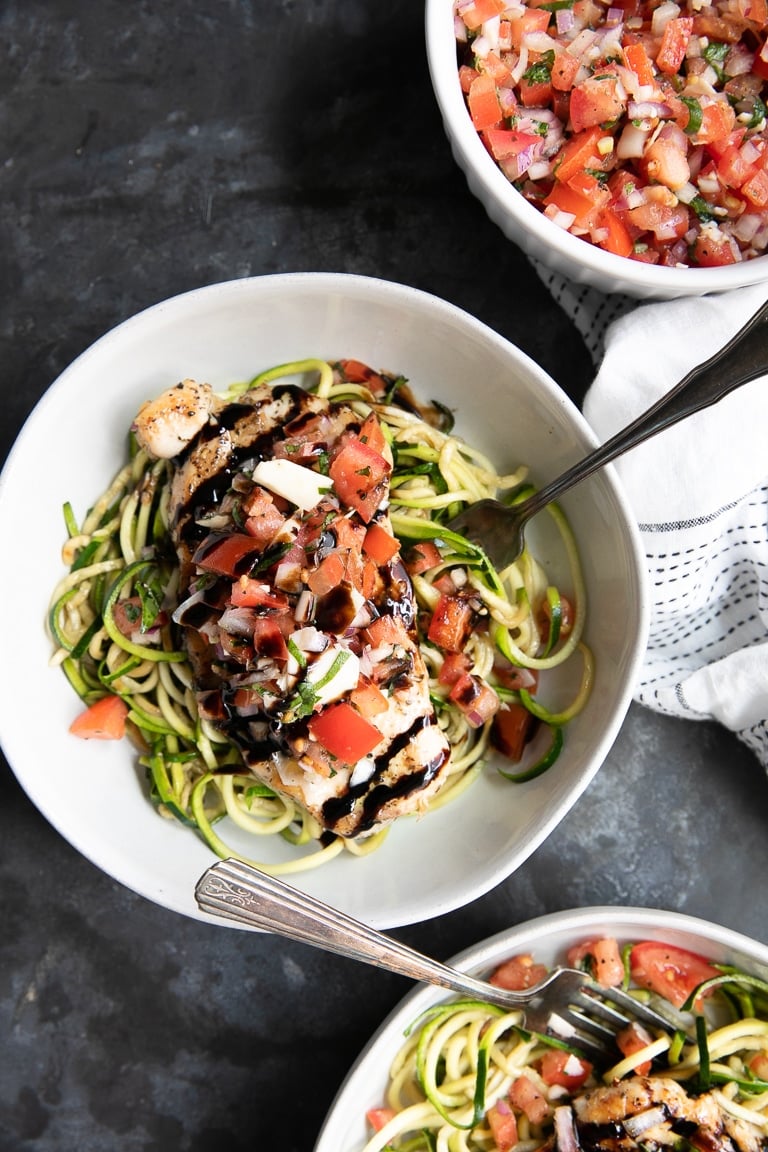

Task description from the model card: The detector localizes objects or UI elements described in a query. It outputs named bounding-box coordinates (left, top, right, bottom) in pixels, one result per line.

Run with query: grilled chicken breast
left=133, top=377, right=451, bottom=837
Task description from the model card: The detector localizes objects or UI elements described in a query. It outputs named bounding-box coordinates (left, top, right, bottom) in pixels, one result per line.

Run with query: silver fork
left=447, top=297, right=768, bottom=571
left=195, top=858, right=680, bottom=1062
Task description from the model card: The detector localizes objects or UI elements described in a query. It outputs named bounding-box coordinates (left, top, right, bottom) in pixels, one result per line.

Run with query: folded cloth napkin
left=536, top=266, right=768, bottom=768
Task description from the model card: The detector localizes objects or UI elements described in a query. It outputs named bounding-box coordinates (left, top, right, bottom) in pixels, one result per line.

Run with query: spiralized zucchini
left=362, top=954, right=768, bottom=1152
left=48, top=359, right=592, bottom=874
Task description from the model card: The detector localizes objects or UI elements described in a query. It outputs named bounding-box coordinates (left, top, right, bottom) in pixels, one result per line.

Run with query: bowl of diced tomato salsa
left=426, top=0, right=768, bottom=297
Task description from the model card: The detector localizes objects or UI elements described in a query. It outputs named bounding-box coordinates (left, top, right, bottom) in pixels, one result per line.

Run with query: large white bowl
left=425, top=0, right=768, bottom=300
left=315, top=905, right=768, bottom=1151
left=0, top=273, right=648, bottom=928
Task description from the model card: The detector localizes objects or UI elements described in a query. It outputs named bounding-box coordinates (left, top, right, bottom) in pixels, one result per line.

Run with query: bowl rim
left=424, top=0, right=768, bottom=294
left=314, top=903, right=768, bottom=1150
left=0, top=271, right=649, bottom=928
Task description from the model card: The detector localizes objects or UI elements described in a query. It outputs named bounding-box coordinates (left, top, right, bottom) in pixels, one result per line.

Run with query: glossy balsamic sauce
left=321, top=714, right=449, bottom=834
left=173, top=385, right=313, bottom=545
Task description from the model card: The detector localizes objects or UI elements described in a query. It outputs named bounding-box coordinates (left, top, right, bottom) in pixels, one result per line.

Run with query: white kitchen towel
left=537, top=268, right=768, bottom=767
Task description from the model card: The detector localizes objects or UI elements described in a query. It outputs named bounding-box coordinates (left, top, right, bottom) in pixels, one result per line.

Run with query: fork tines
left=562, top=978, right=683, bottom=1059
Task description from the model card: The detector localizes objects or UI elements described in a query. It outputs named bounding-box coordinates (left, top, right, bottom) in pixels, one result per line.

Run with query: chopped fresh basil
left=702, top=41, right=729, bottom=81
left=680, top=95, right=703, bottom=135
left=690, top=195, right=716, bottom=223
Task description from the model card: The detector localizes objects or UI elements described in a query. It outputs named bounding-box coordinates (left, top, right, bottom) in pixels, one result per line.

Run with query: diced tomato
left=569, top=75, right=626, bottom=134
left=69, top=694, right=128, bottom=741
left=538, top=1049, right=592, bottom=1090
left=566, top=937, right=624, bottom=986
left=554, top=126, right=611, bottom=184
left=545, top=181, right=599, bottom=230
left=243, top=489, right=286, bottom=546
left=308, top=701, right=381, bottom=763
left=597, top=207, right=635, bottom=258
left=336, top=359, right=390, bottom=395
left=745, top=0, right=768, bottom=22
left=490, top=702, right=535, bottom=762
left=230, top=576, right=289, bottom=610
left=481, top=50, right=514, bottom=87
left=551, top=51, right=580, bottom=92
left=329, top=438, right=390, bottom=524
left=356, top=411, right=388, bottom=458
left=427, top=593, right=474, bottom=653
left=363, top=522, right=400, bottom=565
left=622, top=41, right=655, bottom=87
left=366, top=1107, right=397, bottom=1133
left=111, top=595, right=145, bottom=638
left=405, top=540, right=442, bottom=575
left=307, top=551, right=347, bottom=596
left=509, top=7, right=551, bottom=47
left=484, top=127, right=543, bottom=163
left=365, top=613, right=412, bottom=648
left=694, top=99, right=737, bottom=146
left=510, top=1075, right=551, bottom=1124
left=449, top=673, right=500, bottom=727
left=487, top=1101, right=518, bottom=1152
left=519, top=74, right=553, bottom=107
left=459, top=0, right=508, bottom=30
left=691, top=230, right=738, bottom=267
left=491, top=659, right=539, bottom=693
left=350, top=678, right=389, bottom=719
left=655, top=17, right=693, bottom=74
left=251, top=617, right=290, bottom=661
left=617, top=1021, right=654, bottom=1075
left=468, top=73, right=502, bottom=131
left=742, top=167, right=768, bottom=208
left=194, top=532, right=260, bottom=577
left=491, top=953, right=549, bottom=991
left=438, top=651, right=472, bottom=686
left=749, top=1051, right=768, bottom=1080
left=629, top=941, right=720, bottom=1009
left=459, top=63, right=479, bottom=93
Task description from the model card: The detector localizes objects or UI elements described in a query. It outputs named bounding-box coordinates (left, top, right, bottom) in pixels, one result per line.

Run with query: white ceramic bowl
left=0, top=273, right=648, bottom=928
left=425, top=0, right=768, bottom=300
left=315, top=905, right=768, bottom=1151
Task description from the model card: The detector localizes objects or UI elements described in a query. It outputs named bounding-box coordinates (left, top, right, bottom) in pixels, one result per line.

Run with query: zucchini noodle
left=362, top=947, right=768, bottom=1152
left=48, top=359, right=591, bottom=874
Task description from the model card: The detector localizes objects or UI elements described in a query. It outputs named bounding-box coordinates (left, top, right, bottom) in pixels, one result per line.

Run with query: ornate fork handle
left=195, top=858, right=550, bottom=1009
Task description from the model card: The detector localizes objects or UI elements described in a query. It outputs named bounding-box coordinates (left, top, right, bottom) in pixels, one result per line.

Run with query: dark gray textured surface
left=2, top=3, right=768, bottom=1150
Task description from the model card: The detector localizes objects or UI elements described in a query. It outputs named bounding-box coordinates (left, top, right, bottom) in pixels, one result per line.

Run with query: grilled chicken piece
left=136, top=377, right=451, bottom=837
left=563, top=1076, right=767, bottom=1152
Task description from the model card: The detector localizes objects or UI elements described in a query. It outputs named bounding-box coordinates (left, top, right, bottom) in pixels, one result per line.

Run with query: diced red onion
left=617, top=122, right=651, bottom=160
left=556, top=8, right=575, bottom=33
left=651, top=0, right=681, bottom=36
left=627, top=99, right=673, bottom=118
left=294, top=589, right=316, bottom=623
left=606, top=6, right=624, bottom=24
left=624, top=1107, right=668, bottom=1138
left=554, top=1107, right=579, bottom=1152
left=734, top=212, right=763, bottom=242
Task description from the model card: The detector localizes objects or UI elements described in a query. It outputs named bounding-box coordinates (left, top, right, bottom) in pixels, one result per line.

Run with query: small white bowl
left=314, top=905, right=768, bottom=1151
left=0, top=273, right=647, bottom=928
left=425, top=0, right=768, bottom=300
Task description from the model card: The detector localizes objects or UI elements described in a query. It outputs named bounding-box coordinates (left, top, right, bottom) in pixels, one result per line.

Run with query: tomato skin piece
left=510, top=1075, right=551, bottom=1124
left=487, top=1101, right=518, bottom=1152
left=655, top=16, right=693, bottom=74
left=308, top=702, right=381, bottom=763
left=566, top=937, right=624, bottom=986
left=230, top=576, right=288, bottom=610
left=538, top=1049, right=592, bottom=1090
left=366, top=1107, right=397, bottom=1133
left=69, top=695, right=129, bottom=740
left=490, top=952, right=548, bottom=990
left=490, top=702, right=534, bottom=762
left=405, top=540, right=442, bottom=575
left=617, top=1021, right=654, bottom=1075
left=630, top=941, right=721, bottom=1008
left=329, top=438, right=390, bottom=524
left=468, top=73, right=502, bottom=131
left=623, top=41, right=655, bottom=86
left=362, top=522, right=400, bottom=565
left=427, top=593, right=474, bottom=653
left=194, top=532, right=260, bottom=577
left=337, top=360, right=390, bottom=396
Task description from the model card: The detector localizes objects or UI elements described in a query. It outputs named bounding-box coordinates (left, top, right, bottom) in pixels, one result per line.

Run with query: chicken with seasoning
left=132, top=376, right=452, bottom=838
